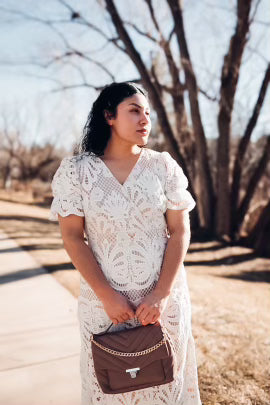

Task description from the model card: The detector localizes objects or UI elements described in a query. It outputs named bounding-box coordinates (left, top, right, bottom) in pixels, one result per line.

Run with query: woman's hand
left=135, top=290, right=169, bottom=326
left=101, top=290, right=135, bottom=325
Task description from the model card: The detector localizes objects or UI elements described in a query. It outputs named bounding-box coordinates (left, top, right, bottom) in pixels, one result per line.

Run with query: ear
left=104, top=109, right=113, bottom=125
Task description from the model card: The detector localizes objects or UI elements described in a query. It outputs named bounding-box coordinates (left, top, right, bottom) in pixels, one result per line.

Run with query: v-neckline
left=96, top=147, right=145, bottom=187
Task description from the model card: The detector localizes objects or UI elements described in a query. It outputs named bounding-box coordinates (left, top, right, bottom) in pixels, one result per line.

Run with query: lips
left=137, top=129, right=148, bottom=134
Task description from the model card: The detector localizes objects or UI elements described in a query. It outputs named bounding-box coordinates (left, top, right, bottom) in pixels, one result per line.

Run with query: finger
left=137, top=306, right=148, bottom=320
left=142, top=311, right=155, bottom=325
left=135, top=304, right=144, bottom=318
left=127, top=310, right=135, bottom=320
left=146, top=307, right=160, bottom=324
left=149, top=313, right=158, bottom=324
left=127, top=306, right=135, bottom=317
left=121, top=313, right=131, bottom=322
left=140, top=310, right=150, bottom=325
left=118, top=315, right=127, bottom=323
left=112, top=318, right=118, bottom=325
left=122, top=313, right=129, bottom=321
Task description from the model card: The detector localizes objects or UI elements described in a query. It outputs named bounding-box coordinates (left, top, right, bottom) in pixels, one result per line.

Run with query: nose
left=140, top=111, right=150, bottom=124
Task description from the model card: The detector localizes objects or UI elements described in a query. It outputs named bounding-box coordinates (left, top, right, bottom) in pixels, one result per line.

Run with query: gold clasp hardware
left=126, top=367, right=140, bottom=378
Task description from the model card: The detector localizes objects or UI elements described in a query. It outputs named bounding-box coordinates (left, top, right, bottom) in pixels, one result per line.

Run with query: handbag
left=90, top=320, right=175, bottom=394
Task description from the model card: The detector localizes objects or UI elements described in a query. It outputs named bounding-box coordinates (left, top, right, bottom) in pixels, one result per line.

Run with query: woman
left=49, top=82, right=202, bottom=405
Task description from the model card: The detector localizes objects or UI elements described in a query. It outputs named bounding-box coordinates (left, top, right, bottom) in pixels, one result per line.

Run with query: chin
left=138, top=136, right=149, bottom=146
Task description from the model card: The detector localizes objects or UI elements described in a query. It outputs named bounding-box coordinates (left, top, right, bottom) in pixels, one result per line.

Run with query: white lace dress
left=49, top=147, right=202, bottom=405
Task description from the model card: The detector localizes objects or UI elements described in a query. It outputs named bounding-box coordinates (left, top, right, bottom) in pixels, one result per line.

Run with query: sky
left=0, top=0, right=269, bottom=151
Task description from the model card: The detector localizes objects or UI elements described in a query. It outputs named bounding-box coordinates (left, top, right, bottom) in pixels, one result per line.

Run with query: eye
left=130, top=109, right=150, bottom=115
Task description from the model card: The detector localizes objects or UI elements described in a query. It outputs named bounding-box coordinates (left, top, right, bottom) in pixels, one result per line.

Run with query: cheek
left=124, top=114, right=138, bottom=128
left=129, top=114, right=139, bottom=123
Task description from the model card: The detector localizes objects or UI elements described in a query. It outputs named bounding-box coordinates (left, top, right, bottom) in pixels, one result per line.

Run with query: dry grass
left=0, top=192, right=269, bottom=405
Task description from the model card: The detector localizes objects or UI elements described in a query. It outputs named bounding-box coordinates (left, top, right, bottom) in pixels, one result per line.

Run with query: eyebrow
left=128, top=103, right=150, bottom=111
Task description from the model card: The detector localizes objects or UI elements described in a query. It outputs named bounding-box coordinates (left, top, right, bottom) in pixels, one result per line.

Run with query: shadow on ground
left=185, top=252, right=257, bottom=267
left=218, top=270, right=270, bottom=283
left=0, top=262, right=75, bottom=285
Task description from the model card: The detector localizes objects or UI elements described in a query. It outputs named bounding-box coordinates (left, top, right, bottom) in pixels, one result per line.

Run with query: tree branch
left=198, top=88, right=218, bottom=102
left=123, top=20, right=158, bottom=43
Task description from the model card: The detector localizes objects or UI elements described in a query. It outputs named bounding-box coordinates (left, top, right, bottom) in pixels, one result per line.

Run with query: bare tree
left=1, top=0, right=269, bottom=250
left=0, top=109, right=59, bottom=186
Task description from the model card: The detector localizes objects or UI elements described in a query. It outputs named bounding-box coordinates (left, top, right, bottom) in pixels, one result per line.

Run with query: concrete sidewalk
left=0, top=230, right=81, bottom=405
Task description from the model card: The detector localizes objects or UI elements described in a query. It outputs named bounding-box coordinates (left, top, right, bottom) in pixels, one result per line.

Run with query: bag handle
left=104, top=318, right=163, bottom=333
left=104, top=322, right=114, bottom=333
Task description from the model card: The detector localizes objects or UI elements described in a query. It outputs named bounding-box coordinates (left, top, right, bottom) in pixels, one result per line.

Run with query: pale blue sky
left=0, top=0, right=269, bottom=150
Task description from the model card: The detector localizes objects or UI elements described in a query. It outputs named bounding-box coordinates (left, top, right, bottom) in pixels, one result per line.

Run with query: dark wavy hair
left=78, top=81, right=149, bottom=156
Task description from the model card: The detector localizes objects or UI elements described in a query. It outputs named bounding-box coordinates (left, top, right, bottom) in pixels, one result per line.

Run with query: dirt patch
left=0, top=197, right=269, bottom=405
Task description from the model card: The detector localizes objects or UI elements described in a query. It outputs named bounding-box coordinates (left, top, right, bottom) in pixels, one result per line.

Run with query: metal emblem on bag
left=126, top=367, right=140, bottom=378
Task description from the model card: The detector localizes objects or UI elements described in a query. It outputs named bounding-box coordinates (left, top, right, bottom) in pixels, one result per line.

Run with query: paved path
left=0, top=230, right=81, bottom=405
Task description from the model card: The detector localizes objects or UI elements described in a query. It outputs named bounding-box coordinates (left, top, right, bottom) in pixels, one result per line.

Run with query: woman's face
left=107, top=93, right=151, bottom=146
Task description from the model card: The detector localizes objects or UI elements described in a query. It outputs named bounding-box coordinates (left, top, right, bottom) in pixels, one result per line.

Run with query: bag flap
left=94, top=323, right=163, bottom=351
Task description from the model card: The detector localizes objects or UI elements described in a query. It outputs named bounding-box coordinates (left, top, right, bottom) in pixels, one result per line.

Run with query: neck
left=102, top=143, right=142, bottom=160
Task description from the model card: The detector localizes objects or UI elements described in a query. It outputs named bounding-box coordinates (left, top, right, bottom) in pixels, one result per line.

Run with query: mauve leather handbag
left=90, top=321, right=175, bottom=394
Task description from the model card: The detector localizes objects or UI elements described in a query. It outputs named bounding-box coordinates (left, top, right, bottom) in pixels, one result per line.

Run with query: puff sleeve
left=162, top=151, right=196, bottom=212
left=48, top=156, right=84, bottom=221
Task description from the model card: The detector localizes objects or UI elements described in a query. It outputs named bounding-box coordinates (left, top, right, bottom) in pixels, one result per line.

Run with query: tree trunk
left=236, top=136, right=270, bottom=236
left=167, top=0, right=215, bottom=231
left=217, top=0, right=252, bottom=238
left=230, top=64, right=270, bottom=239
left=239, top=200, right=270, bottom=257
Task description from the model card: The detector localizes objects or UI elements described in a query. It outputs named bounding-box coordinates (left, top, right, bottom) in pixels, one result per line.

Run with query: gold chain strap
left=90, top=335, right=166, bottom=357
